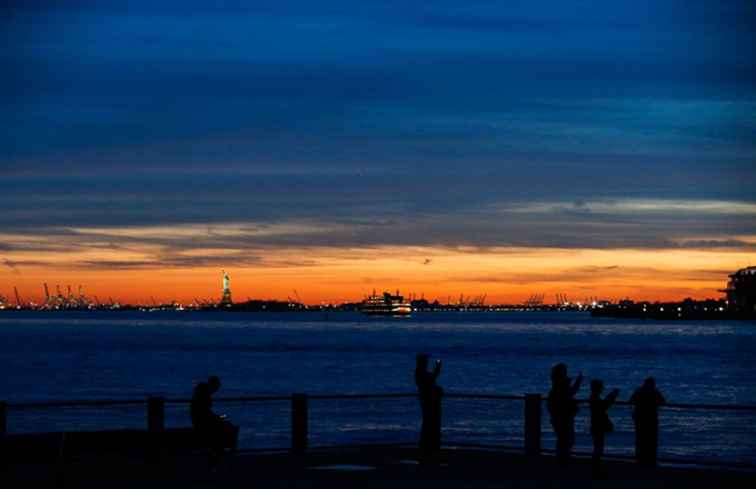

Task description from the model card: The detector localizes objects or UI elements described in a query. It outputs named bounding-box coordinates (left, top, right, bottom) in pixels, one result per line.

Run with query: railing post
left=0, top=401, right=6, bottom=470
left=147, top=396, right=165, bottom=462
left=291, top=393, right=308, bottom=455
left=524, top=393, right=541, bottom=456
left=0, top=401, right=6, bottom=437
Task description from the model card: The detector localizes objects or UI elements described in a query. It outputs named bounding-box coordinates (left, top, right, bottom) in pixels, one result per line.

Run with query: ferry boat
left=361, top=291, right=412, bottom=316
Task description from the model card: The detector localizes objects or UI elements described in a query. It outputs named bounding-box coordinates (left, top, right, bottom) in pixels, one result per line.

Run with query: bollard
left=291, top=393, right=308, bottom=455
left=0, top=401, right=6, bottom=437
left=524, top=393, right=541, bottom=456
left=147, top=396, right=165, bottom=462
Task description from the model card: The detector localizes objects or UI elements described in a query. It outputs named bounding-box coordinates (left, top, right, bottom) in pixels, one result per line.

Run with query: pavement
left=4, top=446, right=756, bottom=489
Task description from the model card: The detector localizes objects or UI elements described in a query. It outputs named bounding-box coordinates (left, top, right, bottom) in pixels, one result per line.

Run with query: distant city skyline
left=2, top=253, right=751, bottom=306
left=2, top=1, right=755, bottom=304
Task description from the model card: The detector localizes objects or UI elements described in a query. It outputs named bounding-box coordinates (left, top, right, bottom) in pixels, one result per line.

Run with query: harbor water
left=1, top=311, right=755, bottom=464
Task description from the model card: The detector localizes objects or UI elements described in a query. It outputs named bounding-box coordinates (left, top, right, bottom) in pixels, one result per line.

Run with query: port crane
left=523, top=293, right=545, bottom=307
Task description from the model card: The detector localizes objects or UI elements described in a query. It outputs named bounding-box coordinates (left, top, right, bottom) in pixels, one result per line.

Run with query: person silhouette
left=630, top=377, right=665, bottom=468
left=547, top=363, right=583, bottom=468
left=415, top=354, right=443, bottom=463
left=190, top=375, right=239, bottom=468
left=589, top=379, right=620, bottom=474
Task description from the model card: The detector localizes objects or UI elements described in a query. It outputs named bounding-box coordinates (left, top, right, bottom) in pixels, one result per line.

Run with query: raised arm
left=432, top=360, right=442, bottom=381
left=656, top=390, right=666, bottom=405
left=605, top=388, right=620, bottom=408
left=569, top=372, right=583, bottom=396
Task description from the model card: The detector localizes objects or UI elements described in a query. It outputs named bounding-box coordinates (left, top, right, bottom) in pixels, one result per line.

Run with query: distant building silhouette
left=721, top=266, right=756, bottom=313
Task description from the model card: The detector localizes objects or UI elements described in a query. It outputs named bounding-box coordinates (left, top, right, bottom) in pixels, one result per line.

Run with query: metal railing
left=2, top=393, right=755, bottom=469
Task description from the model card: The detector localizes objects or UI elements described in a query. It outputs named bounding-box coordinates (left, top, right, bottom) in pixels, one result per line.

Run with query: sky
left=1, top=0, right=755, bottom=305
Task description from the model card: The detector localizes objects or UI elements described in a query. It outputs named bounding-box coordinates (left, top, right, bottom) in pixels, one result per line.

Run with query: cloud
left=673, top=239, right=756, bottom=249
left=1, top=189, right=756, bottom=270
left=3, top=258, right=21, bottom=274
left=504, top=199, right=756, bottom=216
left=4, top=1, right=756, bottom=175
left=448, top=265, right=732, bottom=287
left=1, top=1, right=755, bottom=268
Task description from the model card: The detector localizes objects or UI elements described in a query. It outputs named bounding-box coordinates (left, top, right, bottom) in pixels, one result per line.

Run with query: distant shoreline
left=0, top=307, right=586, bottom=313
left=1, top=307, right=753, bottom=320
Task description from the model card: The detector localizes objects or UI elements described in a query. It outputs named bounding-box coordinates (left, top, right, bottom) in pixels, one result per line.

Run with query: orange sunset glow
left=3, top=244, right=752, bottom=305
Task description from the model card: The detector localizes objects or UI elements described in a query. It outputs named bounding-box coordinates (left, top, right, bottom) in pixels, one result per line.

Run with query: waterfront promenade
left=5, top=446, right=756, bottom=488
left=3, top=391, right=756, bottom=488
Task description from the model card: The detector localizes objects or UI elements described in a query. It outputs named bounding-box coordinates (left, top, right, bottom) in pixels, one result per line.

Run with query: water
left=1, top=311, right=755, bottom=464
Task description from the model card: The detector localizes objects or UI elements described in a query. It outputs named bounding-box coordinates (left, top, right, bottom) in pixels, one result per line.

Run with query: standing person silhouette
left=415, top=354, right=443, bottom=463
left=589, top=379, right=620, bottom=474
left=630, top=377, right=666, bottom=468
left=547, top=363, right=583, bottom=468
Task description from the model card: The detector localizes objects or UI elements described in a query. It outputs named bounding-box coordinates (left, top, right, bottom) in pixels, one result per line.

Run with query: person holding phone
left=547, top=363, right=583, bottom=468
left=191, top=375, right=239, bottom=469
left=589, top=379, right=620, bottom=474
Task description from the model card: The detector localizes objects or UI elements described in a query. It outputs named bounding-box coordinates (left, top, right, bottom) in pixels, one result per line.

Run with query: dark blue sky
left=2, top=0, right=755, bottom=261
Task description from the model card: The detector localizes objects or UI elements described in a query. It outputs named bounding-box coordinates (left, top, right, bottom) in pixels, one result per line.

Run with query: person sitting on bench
left=191, top=375, right=239, bottom=465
